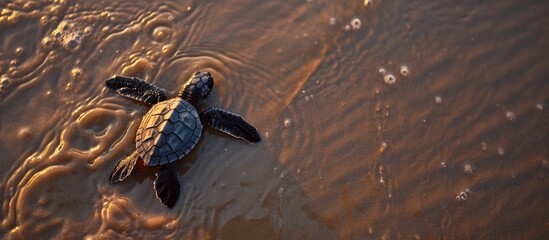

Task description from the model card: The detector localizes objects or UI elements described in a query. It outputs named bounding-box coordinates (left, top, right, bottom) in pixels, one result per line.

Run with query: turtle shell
left=135, top=98, right=203, bottom=166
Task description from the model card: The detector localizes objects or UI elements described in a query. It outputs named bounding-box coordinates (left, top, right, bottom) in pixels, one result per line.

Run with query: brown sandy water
left=0, top=0, right=548, bottom=239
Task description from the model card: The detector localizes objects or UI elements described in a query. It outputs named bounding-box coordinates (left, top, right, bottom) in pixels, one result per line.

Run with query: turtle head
left=179, top=71, right=214, bottom=106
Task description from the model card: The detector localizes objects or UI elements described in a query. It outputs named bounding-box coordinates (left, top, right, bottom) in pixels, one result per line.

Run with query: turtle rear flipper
left=110, top=151, right=139, bottom=183
left=106, top=76, right=167, bottom=105
left=154, top=163, right=180, bottom=208
left=200, top=107, right=260, bottom=143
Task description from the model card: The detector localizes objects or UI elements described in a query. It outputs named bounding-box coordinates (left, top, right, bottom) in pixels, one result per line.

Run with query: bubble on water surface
left=39, top=15, right=50, bottom=26
left=50, top=20, right=90, bottom=52
left=344, top=24, right=351, bottom=31
left=329, top=17, right=336, bottom=26
left=65, top=38, right=80, bottom=50
left=284, top=118, right=292, bottom=127
left=505, top=111, right=516, bottom=122
left=151, top=26, right=171, bottom=42
left=383, top=74, right=396, bottom=85
left=18, top=127, right=31, bottom=139
left=435, top=95, right=442, bottom=104
left=83, top=26, right=93, bottom=36
left=459, top=192, right=468, bottom=200
left=481, top=141, right=488, bottom=151
left=463, top=163, right=473, bottom=174
left=70, top=67, right=84, bottom=79
left=41, top=36, right=54, bottom=50
left=379, top=142, right=387, bottom=153
left=161, top=44, right=175, bottom=55
left=0, top=8, right=22, bottom=25
left=53, top=30, right=62, bottom=39
left=15, top=47, right=24, bottom=56
left=400, top=65, right=410, bottom=76
left=145, top=16, right=175, bottom=43
left=350, top=18, right=361, bottom=30
left=536, top=103, right=543, bottom=110
left=455, top=188, right=472, bottom=202
left=378, top=67, right=386, bottom=75
left=364, top=0, right=373, bottom=7
left=497, top=147, right=505, bottom=156
left=378, top=166, right=386, bottom=184
left=1, top=76, right=9, bottom=86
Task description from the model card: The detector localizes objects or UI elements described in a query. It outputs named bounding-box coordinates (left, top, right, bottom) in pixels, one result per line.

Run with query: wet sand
left=0, top=0, right=548, bottom=239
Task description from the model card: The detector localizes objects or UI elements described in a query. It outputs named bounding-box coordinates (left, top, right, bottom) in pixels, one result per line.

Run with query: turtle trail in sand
left=105, top=71, right=260, bottom=208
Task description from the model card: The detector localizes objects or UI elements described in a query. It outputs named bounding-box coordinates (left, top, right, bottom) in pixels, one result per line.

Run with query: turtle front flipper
left=106, top=76, right=167, bottom=105
left=200, top=107, right=261, bottom=143
left=110, top=151, right=139, bottom=183
left=153, top=162, right=180, bottom=208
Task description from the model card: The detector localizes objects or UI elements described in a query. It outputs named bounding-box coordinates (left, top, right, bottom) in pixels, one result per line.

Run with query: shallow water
left=1, top=0, right=548, bottom=239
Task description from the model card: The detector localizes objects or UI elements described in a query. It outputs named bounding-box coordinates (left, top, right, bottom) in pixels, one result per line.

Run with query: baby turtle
left=106, top=71, right=260, bottom=208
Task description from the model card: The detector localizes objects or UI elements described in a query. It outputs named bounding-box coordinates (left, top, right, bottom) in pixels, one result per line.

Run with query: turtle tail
left=153, top=162, right=181, bottom=208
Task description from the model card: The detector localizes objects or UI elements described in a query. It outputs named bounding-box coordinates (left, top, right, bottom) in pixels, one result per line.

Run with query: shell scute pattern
left=163, top=123, right=174, bottom=134
left=142, top=138, right=154, bottom=150
left=154, top=134, right=166, bottom=146
left=175, top=103, right=186, bottom=113
left=169, top=100, right=180, bottom=110
left=187, top=103, right=195, bottom=113
left=149, top=104, right=171, bottom=116
left=192, top=129, right=201, bottom=142
left=142, top=128, right=157, bottom=141
left=168, top=154, right=178, bottom=163
left=152, top=115, right=165, bottom=126
left=181, top=112, right=196, bottom=129
left=136, top=98, right=202, bottom=166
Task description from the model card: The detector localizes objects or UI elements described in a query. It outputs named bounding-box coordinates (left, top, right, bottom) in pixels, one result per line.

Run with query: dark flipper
left=105, top=76, right=167, bottom=105
left=200, top=107, right=261, bottom=143
left=110, top=151, right=139, bottom=183
left=153, top=162, right=180, bottom=208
